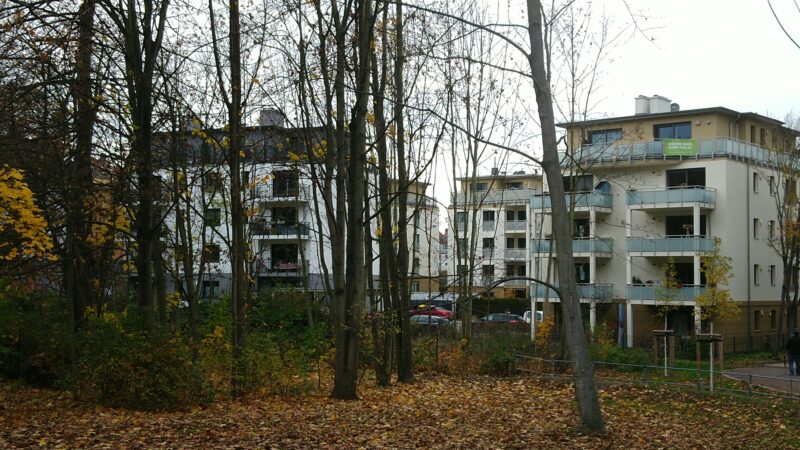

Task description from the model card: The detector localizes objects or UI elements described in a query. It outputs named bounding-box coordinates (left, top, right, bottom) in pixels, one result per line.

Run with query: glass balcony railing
left=505, top=220, right=527, bottom=231
left=532, top=283, right=613, bottom=300
left=626, top=187, right=716, bottom=206
left=251, top=222, right=310, bottom=237
left=504, top=248, right=526, bottom=260
left=559, top=137, right=798, bottom=170
left=531, top=192, right=612, bottom=210
left=627, top=236, right=715, bottom=253
left=483, top=220, right=496, bottom=231
left=532, top=238, right=613, bottom=254
left=452, top=188, right=537, bottom=206
left=627, top=284, right=706, bottom=301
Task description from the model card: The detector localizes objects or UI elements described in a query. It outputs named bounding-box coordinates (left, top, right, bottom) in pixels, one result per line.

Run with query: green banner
left=663, top=139, right=698, bottom=156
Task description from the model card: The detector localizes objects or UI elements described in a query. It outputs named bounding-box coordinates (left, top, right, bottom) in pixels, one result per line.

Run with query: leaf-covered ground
left=1, top=376, right=799, bottom=449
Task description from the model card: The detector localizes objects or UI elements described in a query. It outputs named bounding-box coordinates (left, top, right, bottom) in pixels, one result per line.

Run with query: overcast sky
left=583, top=0, right=799, bottom=119
left=431, top=0, right=800, bottom=221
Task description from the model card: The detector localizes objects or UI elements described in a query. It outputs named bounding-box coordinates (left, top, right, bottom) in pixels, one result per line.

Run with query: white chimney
left=649, top=95, right=672, bottom=114
left=635, top=95, right=651, bottom=115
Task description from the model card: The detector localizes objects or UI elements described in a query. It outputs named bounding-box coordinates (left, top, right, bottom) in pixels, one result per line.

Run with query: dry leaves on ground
left=1, top=376, right=799, bottom=449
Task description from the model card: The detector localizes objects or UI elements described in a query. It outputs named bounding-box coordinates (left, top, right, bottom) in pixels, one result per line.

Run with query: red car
left=410, top=305, right=454, bottom=320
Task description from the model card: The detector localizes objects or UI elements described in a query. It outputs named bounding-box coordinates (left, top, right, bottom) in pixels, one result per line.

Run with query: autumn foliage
left=0, top=166, right=53, bottom=263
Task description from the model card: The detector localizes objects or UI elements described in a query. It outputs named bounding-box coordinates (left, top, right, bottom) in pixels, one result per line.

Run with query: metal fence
left=515, top=355, right=800, bottom=402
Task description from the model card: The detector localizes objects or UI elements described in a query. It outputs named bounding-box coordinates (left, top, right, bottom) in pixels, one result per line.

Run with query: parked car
left=410, top=305, right=454, bottom=320
left=522, top=311, right=544, bottom=324
left=477, top=313, right=524, bottom=323
left=410, top=315, right=450, bottom=326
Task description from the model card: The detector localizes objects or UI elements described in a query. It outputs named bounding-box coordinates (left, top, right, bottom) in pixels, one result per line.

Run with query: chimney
left=635, top=95, right=651, bottom=115
left=491, top=167, right=499, bottom=176
left=649, top=95, right=672, bottom=114
left=259, top=108, right=285, bottom=127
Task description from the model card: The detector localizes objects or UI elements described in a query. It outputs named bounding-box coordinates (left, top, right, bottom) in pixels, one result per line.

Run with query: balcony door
left=666, top=168, right=705, bottom=187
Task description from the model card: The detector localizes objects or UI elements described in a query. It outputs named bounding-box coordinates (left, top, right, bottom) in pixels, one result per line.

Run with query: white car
left=522, top=311, right=544, bottom=323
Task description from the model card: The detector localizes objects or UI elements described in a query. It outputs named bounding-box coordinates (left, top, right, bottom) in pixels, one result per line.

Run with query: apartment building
left=531, top=96, right=799, bottom=348
left=446, top=171, right=543, bottom=299
left=155, top=110, right=439, bottom=299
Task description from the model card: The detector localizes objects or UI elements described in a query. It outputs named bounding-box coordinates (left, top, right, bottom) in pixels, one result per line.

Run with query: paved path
left=724, top=364, right=800, bottom=396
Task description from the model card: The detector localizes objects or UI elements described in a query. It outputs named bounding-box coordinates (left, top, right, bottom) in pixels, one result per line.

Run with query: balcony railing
left=532, top=238, right=613, bottom=255
left=482, top=220, right=496, bottom=231
left=627, top=236, right=715, bottom=254
left=256, top=183, right=304, bottom=200
left=531, top=191, right=613, bottom=210
left=259, top=259, right=308, bottom=276
left=559, top=137, right=798, bottom=170
left=452, top=187, right=537, bottom=206
left=251, top=222, right=310, bottom=238
left=627, top=284, right=706, bottom=301
left=505, top=220, right=527, bottom=232
left=504, top=248, right=526, bottom=260
left=626, top=186, right=716, bottom=207
left=532, top=283, right=613, bottom=300
left=482, top=248, right=494, bottom=259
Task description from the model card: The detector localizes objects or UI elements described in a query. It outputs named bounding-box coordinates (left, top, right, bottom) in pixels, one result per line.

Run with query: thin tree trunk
left=526, top=0, right=603, bottom=432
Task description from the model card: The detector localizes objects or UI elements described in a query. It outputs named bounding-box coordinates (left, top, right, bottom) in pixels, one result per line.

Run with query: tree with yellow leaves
left=696, top=239, right=740, bottom=333
left=0, top=165, right=53, bottom=267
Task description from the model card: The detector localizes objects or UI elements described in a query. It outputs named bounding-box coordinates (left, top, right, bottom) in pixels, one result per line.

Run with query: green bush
left=472, top=330, right=535, bottom=375
left=0, top=283, right=70, bottom=387
left=590, top=344, right=651, bottom=371
left=75, top=313, right=213, bottom=411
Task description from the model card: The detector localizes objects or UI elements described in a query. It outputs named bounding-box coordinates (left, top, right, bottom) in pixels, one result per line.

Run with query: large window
left=588, top=128, right=622, bottom=145
left=666, top=168, right=706, bottom=187
left=575, top=262, right=590, bottom=283
left=483, top=210, right=495, bottom=221
left=665, top=215, right=706, bottom=236
left=562, top=174, right=593, bottom=193
left=273, top=170, right=299, bottom=197
left=654, top=122, right=691, bottom=140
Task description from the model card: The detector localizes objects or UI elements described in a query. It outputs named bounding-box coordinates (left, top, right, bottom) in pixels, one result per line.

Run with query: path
left=724, top=364, right=800, bottom=397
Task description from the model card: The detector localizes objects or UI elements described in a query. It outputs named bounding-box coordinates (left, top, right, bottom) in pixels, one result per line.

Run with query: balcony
left=452, top=188, right=537, bottom=206
left=251, top=222, right=310, bottom=239
left=559, top=137, right=798, bottom=170
left=504, top=248, right=527, bottom=260
left=627, top=236, right=715, bottom=256
left=531, top=191, right=612, bottom=212
left=504, top=220, right=527, bottom=232
left=627, top=284, right=706, bottom=302
left=259, top=259, right=307, bottom=277
left=256, top=184, right=305, bottom=203
left=531, top=283, right=613, bottom=301
left=531, top=238, right=613, bottom=257
left=627, top=186, right=715, bottom=210
left=482, top=220, right=496, bottom=231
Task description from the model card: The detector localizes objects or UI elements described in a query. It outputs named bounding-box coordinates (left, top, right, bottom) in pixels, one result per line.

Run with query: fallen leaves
left=1, top=376, right=799, bottom=449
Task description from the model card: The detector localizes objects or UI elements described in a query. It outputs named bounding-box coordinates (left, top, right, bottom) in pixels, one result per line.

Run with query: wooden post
left=668, top=335, right=675, bottom=371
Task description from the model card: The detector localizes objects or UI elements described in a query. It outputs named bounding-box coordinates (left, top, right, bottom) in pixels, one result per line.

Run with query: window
left=273, top=170, right=299, bottom=197
left=411, top=281, right=420, bottom=292
left=769, top=176, right=776, bottom=196
left=575, top=262, right=590, bottom=283
left=666, top=168, right=706, bottom=187
left=517, top=210, right=527, bottom=221
left=588, top=128, right=622, bottom=145
left=753, top=172, right=759, bottom=193
left=754, top=311, right=761, bottom=331
left=753, top=218, right=760, bottom=239
left=483, top=210, right=495, bottom=222
left=412, top=257, right=420, bottom=273
left=506, top=181, right=523, bottom=190
left=506, top=237, right=515, bottom=248
left=455, top=212, right=467, bottom=223
left=771, top=310, right=777, bottom=330
left=573, top=218, right=590, bottom=238
left=769, top=220, right=776, bottom=240
left=770, top=265, right=776, bottom=286
left=518, top=238, right=526, bottom=249
left=457, top=238, right=467, bottom=258
left=483, top=237, right=494, bottom=248
left=750, top=125, right=756, bottom=144
left=204, top=172, right=223, bottom=192
left=754, top=264, right=760, bottom=285
left=666, top=215, right=706, bottom=236
left=760, top=128, right=767, bottom=147
left=562, top=175, right=593, bottom=193
left=513, top=289, right=526, bottom=299
left=201, top=280, right=220, bottom=298
left=414, top=233, right=420, bottom=247
left=203, top=244, right=221, bottom=263
left=482, top=265, right=495, bottom=276
left=205, top=208, right=221, bottom=227
left=654, top=122, right=692, bottom=140
left=471, top=182, right=488, bottom=191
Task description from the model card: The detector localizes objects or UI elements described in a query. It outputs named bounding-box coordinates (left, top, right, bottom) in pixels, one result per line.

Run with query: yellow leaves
left=288, top=151, right=303, bottom=162
left=0, top=165, right=54, bottom=261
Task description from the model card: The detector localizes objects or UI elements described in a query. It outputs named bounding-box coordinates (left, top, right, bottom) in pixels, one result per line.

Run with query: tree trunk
left=526, top=0, right=604, bottom=432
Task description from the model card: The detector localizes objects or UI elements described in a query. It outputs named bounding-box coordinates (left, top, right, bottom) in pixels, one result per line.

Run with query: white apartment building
left=447, top=98, right=799, bottom=349
left=156, top=111, right=440, bottom=299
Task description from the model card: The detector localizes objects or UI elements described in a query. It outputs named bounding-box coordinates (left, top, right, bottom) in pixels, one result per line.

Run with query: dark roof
left=557, top=106, right=789, bottom=129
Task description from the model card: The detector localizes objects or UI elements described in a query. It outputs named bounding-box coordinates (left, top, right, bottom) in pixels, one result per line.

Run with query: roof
left=455, top=172, right=541, bottom=182
left=557, top=106, right=793, bottom=131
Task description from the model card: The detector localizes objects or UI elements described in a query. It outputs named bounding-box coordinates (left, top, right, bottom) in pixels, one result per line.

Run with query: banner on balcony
left=663, top=139, right=698, bottom=156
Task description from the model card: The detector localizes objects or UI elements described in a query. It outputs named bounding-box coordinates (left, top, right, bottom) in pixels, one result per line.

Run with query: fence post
left=732, top=336, right=736, bottom=353
left=748, top=374, right=753, bottom=398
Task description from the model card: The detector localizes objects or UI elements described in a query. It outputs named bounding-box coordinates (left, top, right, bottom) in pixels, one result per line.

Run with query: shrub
left=590, top=344, right=651, bottom=371
left=75, top=312, right=213, bottom=411
left=471, top=329, right=535, bottom=375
